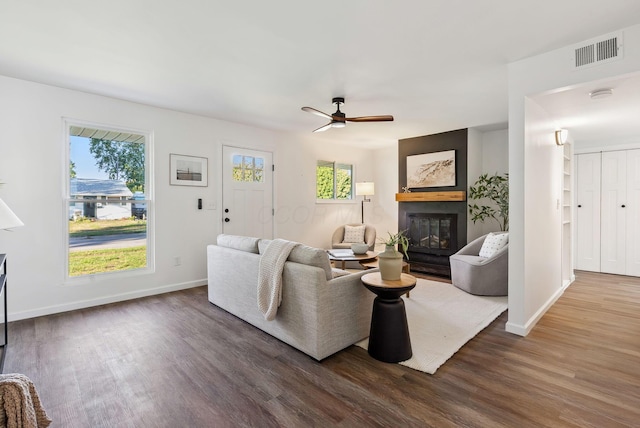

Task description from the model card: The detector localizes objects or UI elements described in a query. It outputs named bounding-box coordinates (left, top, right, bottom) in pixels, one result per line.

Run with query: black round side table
left=361, top=272, right=416, bottom=363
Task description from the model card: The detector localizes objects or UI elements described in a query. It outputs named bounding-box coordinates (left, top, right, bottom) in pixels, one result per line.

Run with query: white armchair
left=331, top=224, right=377, bottom=251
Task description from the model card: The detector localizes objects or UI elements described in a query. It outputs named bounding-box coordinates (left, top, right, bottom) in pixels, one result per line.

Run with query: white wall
left=371, top=145, right=399, bottom=248
left=0, top=74, right=381, bottom=320
left=507, top=23, right=640, bottom=335
left=482, top=129, right=509, bottom=176
left=0, top=75, right=285, bottom=319
left=271, top=135, right=377, bottom=248
left=467, top=128, right=484, bottom=240
left=465, top=128, right=509, bottom=239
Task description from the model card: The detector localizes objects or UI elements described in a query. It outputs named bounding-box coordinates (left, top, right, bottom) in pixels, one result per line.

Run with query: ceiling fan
left=301, top=97, right=394, bottom=132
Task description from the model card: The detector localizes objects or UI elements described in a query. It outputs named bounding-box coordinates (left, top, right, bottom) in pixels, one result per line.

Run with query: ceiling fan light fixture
left=332, top=121, right=346, bottom=128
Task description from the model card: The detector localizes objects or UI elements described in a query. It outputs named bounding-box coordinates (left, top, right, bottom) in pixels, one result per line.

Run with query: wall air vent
left=572, top=31, right=623, bottom=70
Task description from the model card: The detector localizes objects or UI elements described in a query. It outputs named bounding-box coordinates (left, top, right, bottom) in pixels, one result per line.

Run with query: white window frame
left=316, top=160, right=356, bottom=204
left=62, top=118, right=155, bottom=283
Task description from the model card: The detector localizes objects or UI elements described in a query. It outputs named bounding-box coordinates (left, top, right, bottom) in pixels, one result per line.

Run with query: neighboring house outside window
left=66, top=121, right=153, bottom=279
left=316, top=160, right=353, bottom=201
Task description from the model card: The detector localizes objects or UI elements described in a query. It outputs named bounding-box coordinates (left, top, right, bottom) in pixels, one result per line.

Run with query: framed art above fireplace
left=406, top=150, right=456, bottom=189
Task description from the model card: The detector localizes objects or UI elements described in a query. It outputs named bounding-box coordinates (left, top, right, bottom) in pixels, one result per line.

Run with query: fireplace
left=406, top=213, right=459, bottom=276
left=407, top=213, right=457, bottom=256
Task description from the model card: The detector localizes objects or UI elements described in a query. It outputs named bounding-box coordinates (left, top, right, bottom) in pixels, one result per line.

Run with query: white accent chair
left=331, top=224, right=377, bottom=251
left=449, top=233, right=508, bottom=296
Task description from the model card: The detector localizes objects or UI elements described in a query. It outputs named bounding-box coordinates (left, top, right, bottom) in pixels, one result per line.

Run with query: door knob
left=225, top=208, right=229, bottom=213
left=622, top=205, right=626, bottom=208
left=224, top=218, right=230, bottom=222
left=578, top=205, right=582, bottom=207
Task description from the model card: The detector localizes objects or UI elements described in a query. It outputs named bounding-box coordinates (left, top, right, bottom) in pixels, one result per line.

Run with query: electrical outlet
left=174, top=256, right=181, bottom=266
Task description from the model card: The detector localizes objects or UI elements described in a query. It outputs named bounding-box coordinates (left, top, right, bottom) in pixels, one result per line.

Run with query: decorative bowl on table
left=351, top=243, right=369, bottom=254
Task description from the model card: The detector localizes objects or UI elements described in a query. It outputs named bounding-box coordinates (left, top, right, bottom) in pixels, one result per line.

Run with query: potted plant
left=468, top=173, right=509, bottom=231
left=377, top=230, right=409, bottom=280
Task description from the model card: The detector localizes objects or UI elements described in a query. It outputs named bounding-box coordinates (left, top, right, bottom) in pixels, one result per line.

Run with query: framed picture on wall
left=406, top=150, right=456, bottom=188
left=170, top=154, right=208, bottom=187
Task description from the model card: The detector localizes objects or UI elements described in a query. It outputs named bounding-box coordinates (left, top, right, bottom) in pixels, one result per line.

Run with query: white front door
left=222, top=146, right=273, bottom=238
left=576, top=153, right=601, bottom=272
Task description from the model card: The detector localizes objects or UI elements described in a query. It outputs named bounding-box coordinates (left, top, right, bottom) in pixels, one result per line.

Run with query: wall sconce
left=555, top=129, right=568, bottom=146
left=355, top=182, right=374, bottom=224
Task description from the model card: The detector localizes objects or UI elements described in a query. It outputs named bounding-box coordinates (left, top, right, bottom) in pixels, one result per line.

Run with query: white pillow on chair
left=342, top=225, right=365, bottom=243
left=479, top=232, right=508, bottom=258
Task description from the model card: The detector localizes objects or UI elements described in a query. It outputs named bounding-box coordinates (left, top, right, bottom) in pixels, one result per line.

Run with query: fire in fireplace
left=407, top=213, right=458, bottom=256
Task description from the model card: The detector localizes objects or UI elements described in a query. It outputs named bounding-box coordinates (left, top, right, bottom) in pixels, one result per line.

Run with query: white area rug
left=356, top=278, right=507, bottom=374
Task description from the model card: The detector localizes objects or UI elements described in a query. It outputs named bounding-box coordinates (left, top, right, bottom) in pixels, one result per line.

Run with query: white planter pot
left=378, top=245, right=403, bottom=281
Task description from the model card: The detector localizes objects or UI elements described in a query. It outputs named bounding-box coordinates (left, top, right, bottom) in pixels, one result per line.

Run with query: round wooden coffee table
left=328, top=250, right=377, bottom=270
left=361, top=272, right=416, bottom=363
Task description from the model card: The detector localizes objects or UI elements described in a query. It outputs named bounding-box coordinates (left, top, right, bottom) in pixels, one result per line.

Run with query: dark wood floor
left=5, top=271, right=640, bottom=427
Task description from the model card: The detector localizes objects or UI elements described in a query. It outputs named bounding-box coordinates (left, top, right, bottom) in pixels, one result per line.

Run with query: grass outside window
left=69, top=246, right=146, bottom=276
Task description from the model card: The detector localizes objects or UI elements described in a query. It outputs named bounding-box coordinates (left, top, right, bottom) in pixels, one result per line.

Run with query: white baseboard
left=505, top=286, right=565, bottom=336
left=9, top=279, right=207, bottom=321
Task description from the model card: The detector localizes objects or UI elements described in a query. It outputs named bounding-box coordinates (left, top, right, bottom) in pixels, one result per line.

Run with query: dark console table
left=0, top=254, right=7, bottom=372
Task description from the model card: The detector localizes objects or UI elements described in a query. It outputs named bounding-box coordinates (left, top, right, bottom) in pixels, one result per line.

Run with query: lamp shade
left=355, top=182, right=375, bottom=196
left=0, top=198, right=24, bottom=230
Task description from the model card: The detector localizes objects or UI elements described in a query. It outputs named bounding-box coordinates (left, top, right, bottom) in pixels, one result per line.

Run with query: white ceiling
left=1, top=0, right=640, bottom=148
left=533, top=72, right=640, bottom=145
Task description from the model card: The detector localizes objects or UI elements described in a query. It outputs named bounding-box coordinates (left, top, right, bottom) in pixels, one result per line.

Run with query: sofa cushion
left=342, top=225, right=365, bottom=243
left=217, top=234, right=260, bottom=254
left=259, top=239, right=333, bottom=280
left=479, top=232, right=508, bottom=258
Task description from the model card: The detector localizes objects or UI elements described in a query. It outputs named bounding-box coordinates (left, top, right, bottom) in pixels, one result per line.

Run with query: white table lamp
left=0, top=198, right=24, bottom=230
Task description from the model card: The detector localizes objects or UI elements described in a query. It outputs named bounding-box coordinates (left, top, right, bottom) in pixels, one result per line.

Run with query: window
left=66, top=122, right=152, bottom=278
left=316, top=160, right=353, bottom=200
left=233, top=155, right=264, bottom=182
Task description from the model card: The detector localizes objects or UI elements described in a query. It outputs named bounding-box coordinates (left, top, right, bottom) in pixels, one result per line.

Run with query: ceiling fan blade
left=345, top=115, right=394, bottom=122
left=313, top=122, right=333, bottom=133
left=302, top=106, right=332, bottom=120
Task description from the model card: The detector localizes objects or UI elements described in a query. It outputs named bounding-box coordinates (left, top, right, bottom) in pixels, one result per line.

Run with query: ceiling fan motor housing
left=331, top=97, right=346, bottom=123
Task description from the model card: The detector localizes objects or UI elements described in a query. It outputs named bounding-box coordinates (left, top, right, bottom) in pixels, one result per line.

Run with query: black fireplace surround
left=407, top=213, right=457, bottom=257
left=405, top=213, right=459, bottom=276
left=398, top=128, right=469, bottom=277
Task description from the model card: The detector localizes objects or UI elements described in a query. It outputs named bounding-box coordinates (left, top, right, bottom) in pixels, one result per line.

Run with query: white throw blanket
left=257, top=239, right=299, bottom=321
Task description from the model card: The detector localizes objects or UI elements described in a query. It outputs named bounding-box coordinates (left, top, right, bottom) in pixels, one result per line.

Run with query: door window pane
left=232, top=155, right=264, bottom=182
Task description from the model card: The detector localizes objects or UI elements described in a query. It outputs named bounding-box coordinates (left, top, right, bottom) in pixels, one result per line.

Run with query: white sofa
left=207, top=234, right=376, bottom=361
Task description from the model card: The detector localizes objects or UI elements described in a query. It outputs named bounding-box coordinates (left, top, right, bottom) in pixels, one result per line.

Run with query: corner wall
left=507, top=23, right=640, bottom=335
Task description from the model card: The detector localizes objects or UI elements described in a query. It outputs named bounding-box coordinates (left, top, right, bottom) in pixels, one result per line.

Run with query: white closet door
left=600, top=151, right=627, bottom=275
left=626, top=149, right=640, bottom=276
left=576, top=153, right=601, bottom=272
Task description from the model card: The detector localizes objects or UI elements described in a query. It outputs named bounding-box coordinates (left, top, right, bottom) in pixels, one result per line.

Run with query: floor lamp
left=355, top=182, right=374, bottom=224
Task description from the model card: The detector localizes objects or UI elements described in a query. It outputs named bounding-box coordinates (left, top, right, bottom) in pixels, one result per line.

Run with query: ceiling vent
left=572, top=31, right=623, bottom=70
